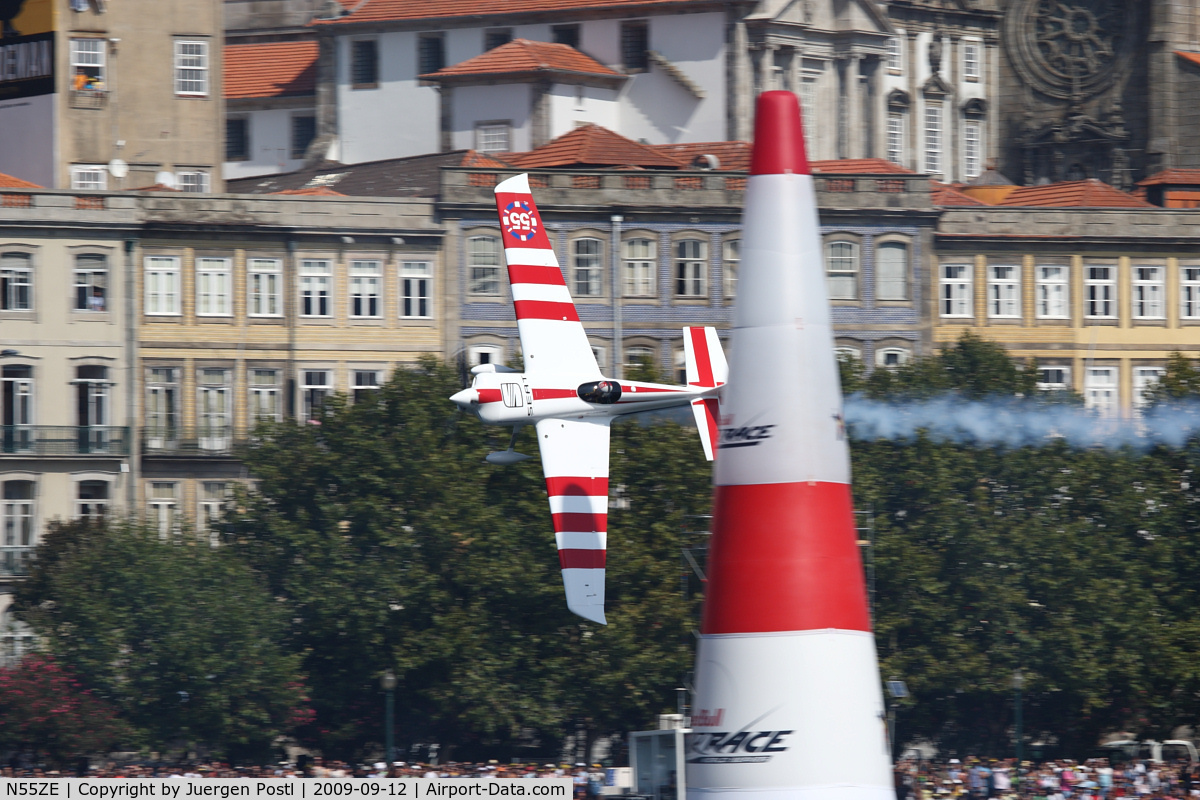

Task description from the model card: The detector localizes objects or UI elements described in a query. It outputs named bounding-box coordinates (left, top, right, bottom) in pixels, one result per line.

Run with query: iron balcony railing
left=0, top=426, right=130, bottom=456
left=141, top=427, right=247, bottom=457
left=0, top=547, right=32, bottom=577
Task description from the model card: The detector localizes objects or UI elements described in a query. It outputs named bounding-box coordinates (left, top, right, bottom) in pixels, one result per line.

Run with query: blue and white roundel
left=502, top=200, right=539, bottom=242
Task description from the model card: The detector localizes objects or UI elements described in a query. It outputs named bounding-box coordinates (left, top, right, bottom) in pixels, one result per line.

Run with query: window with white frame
left=76, top=366, right=109, bottom=454
left=964, top=120, right=982, bottom=179
left=249, top=369, right=281, bottom=422
left=475, top=123, right=511, bottom=153
left=675, top=239, right=707, bottom=298
left=468, top=236, right=501, bottom=295
left=1183, top=265, right=1200, bottom=319
left=876, top=242, right=908, bottom=301
left=1037, top=366, right=1070, bottom=392
left=924, top=104, right=942, bottom=174
left=300, top=259, right=331, bottom=317
left=887, top=113, right=904, bottom=165
left=468, top=344, right=502, bottom=367
left=624, top=345, right=656, bottom=373
left=302, top=370, right=330, bottom=421
left=1134, top=366, right=1164, bottom=409
left=940, top=263, right=972, bottom=317
left=71, top=165, right=106, bottom=190
left=988, top=264, right=1020, bottom=318
left=178, top=171, right=209, bottom=193
left=196, top=257, right=232, bottom=316
left=1085, top=266, right=1116, bottom=318
left=723, top=239, right=740, bottom=299
left=248, top=258, right=282, bottom=317
left=350, top=260, right=382, bottom=318
left=887, top=36, right=903, bottom=72
left=1, top=480, right=34, bottom=576
left=76, top=480, right=108, bottom=521
left=590, top=345, right=607, bottom=371
left=354, top=370, right=381, bottom=403
left=1084, top=367, right=1118, bottom=417
left=1, top=252, right=32, bottom=311
left=70, top=38, right=105, bottom=89
left=145, top=367, right=178, bottom=448
left=1036, top=265, right=1069, bottom=318
left=74, top=253, right=108, bottom=312
left=199, top=482, right=228, bottom=534
left=1132, top=265, right=1165, bottom=319
left=401, top=261, right=432, bottom=318
left=963, top=41, right=982, bottom=81
left=624, top=238, right=655, bottom=297
left=147, top=481, right=178, bottom=536
left=2, top=367, right=32, bottom=452
left=174, top=40, right=209, bottom=96
left=826, top=240, right=858, bottom=300
left=573, top=238, right=602, bottom=297
left=197, top=369, right=231, bottom=450
left=144, top=256, right=181, bottom=315
left=876, top=347, right=911, bottom=369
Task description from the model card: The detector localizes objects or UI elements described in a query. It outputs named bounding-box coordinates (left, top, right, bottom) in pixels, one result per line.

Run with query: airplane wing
left=535, top=416, right=610, bottom=624
left=494, top=174, right=601, bottom=379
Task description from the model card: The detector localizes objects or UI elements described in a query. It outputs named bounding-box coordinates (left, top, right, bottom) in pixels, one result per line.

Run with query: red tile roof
left=0, top=172, right=40, bottom=188
left=460, top=150, right=513, bottom=169
left=931, top=181, right=987, bottom=207
left=1177, top=51, right=1200, bottom=68
left=423, top=39, right=620, bottom=81
left=270, top=186, right=347, bottom=196
left=997, top=179, right=1152, bottom=208
left=314, top=0, right=710, bottom=25
left=654, top=141, right=751, bottom=171
left=1136, top=168, right=1200, bottom=187
left=508, top=124, right=685, bottom=169
left=810, top=158, right=915, bottom=174
left=225, top=41, right=319, bottom=99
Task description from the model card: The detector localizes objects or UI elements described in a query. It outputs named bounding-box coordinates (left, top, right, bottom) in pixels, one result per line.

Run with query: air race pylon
left=685, top=91, right=893, bottom=800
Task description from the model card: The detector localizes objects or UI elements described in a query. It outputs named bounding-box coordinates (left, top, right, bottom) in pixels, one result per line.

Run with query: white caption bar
left=0, top=780, right=575, bottom=800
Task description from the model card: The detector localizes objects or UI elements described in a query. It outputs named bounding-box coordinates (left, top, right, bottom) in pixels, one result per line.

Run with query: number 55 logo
left=502, top=200, right=539, bottom=242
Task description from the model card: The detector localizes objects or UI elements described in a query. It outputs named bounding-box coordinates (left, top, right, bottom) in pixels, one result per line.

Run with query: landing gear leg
left=486, top=426, right=531, bottom=465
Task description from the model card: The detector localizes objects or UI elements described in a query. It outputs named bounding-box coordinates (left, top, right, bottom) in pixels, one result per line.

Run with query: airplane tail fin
left=684, top=327, right=726, bottom=461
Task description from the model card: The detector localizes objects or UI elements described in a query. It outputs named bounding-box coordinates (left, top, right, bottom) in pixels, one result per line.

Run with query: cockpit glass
left=577, top=380, right=622, bottom=404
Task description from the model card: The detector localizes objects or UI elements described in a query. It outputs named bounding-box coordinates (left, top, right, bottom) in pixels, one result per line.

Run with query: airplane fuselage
left=451, top=369, right=708, bottom=426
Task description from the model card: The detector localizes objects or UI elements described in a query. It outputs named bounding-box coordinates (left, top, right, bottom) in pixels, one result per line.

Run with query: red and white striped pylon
left=685, top=91, right=894, bottom=800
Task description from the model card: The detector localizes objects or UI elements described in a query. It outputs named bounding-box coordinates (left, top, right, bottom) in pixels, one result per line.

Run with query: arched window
left=876, top=347, right=911, bottom=369
left=675, top=238, right=707, bottom=298
left=468, top=235, right=501, bottom=295
left=573, top=238, right=602, bottom=297
left=826, top=241, right=858, bottom=300
left=876, top=242, right=908, bottom=301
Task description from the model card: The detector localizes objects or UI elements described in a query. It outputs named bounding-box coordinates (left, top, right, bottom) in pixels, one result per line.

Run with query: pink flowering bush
left=0, top=654, right=132, bottom=766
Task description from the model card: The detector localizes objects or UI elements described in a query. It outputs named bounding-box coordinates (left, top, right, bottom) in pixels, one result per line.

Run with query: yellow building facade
left=934, top=206, right=1200, bottom=413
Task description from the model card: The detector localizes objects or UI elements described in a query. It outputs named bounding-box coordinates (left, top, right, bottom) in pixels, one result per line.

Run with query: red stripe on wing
left=552, top=512, right=608, bottom=533
left=559, top=549, right=607, bottom=569
left=508, top=264, right=566, bottom=286
left=513, top=300, right=580, bottom=322
left=546, top=476, right=609, bottom=497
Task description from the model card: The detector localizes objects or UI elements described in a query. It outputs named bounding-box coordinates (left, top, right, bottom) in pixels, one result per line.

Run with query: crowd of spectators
left=895, top=757, right=1200, bottom=799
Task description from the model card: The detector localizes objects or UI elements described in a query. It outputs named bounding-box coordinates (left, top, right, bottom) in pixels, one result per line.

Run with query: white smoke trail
left=843, top=394, right=1200, bottom=450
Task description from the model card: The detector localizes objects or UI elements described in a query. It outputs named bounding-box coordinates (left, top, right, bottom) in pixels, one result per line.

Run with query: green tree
left=228, top=358, right=704, bottom=759
left=1143, top=351, right=1200, bottom=405
left=14, top=520, right=310, bottom=762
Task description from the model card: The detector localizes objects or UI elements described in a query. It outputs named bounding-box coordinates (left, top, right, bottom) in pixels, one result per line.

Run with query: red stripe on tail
left=689, top=327, right=715, bottom=387
left=701, top=481, right=870, bottom=634
left=508, top=264, right=566, bottom=286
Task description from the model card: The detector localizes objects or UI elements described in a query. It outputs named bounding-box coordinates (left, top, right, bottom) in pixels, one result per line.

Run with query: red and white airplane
left=449, top=173, right=727, bottom=625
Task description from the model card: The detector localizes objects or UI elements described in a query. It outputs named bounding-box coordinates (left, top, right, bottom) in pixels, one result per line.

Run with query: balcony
left=0, top=426, right=130, bottom=457
left=70, top=88, right=108, bottom=109
left=141, top=427, right=245, bottom=457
